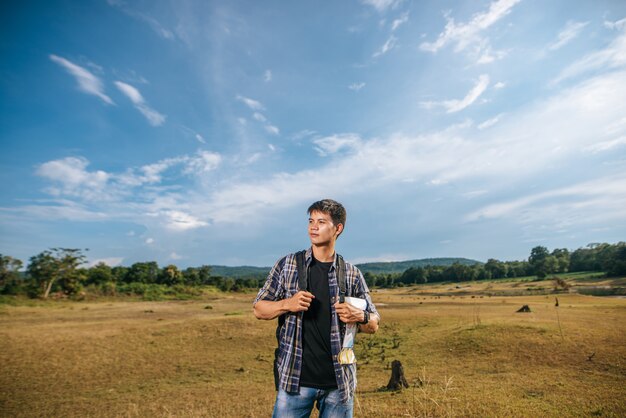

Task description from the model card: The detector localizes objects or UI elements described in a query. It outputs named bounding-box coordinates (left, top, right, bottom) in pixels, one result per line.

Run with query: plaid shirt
left=253, top=247, right=380, bottom=403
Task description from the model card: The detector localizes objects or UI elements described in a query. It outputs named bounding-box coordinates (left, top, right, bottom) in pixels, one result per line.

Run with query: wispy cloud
left=312, top=133, right=362, bottom=156
left=348, top=82, right=366, bottom=91
left=391, top=12, right=409, bottom=31
left=420, top=74, right=490, bottom=113
left=373, top=35, right=397, bottom=57
left=180, top=125, right=206, bottom=144
left=548, top=21, right=588, bottom=51
left=604, top=17, right=626, bottom=31
left=114, top=81, right=166, bottom=126
left=253, top=112, right=267, bottom=122
left=107, top=0, right=174, bottom=40
left=200, top=69, right=626, bottom=224
left=552, top=29, right=626, bottom=84
left=420, top=0, right=521, bottom=56
left=478, top=113, right=503, bottom=130
left=264, top=70, right=272, bottom=82
left=236, top=95, right=265, bottom=110
left=49, top=55, right=114, bottom=105
left=237, top=95, right=280, bottom=135
left=361, top=0, right=402, bottom=12
left=466, top=174, right=626, bottom=225
left=265, top=125, right=280, bottom=135
left=161, top=210, right=209, bottom=231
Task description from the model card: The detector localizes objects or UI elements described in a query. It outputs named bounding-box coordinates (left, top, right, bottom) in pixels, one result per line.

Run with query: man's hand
left=334, top=302, right=365, bottom=324
left=285, top=291, right=315, bottom=312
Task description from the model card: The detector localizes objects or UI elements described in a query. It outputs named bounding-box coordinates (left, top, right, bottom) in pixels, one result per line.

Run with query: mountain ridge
left=210, top=257, right=482, bottom=278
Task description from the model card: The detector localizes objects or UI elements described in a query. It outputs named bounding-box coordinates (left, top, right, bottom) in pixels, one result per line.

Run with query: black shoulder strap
left=336, top=253, right=346, bottom=303
left=295, top=250, right=308, bottom=291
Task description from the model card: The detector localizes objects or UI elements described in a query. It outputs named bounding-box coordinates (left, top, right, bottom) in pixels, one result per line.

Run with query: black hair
left=307, top=199, right=347, bottom=229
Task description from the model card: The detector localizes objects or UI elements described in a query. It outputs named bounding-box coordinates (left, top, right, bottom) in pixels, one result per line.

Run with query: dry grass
left=1, top=283, right=625, bottom=417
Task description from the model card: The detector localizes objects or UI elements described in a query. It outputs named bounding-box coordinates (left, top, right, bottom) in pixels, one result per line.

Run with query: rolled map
left=337, top=296, right=367, bottom=365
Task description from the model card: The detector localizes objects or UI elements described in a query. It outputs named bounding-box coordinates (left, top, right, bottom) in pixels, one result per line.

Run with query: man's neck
left=312, top=244, right=336, bottom=263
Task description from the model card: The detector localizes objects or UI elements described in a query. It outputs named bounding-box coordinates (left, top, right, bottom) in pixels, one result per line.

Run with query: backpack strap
left=336, top=253, right=346, bottom=303
left=295, top=250, right=308, bottom=291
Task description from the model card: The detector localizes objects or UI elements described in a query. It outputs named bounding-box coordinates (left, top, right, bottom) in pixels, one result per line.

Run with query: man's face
left=308, top=210, right=342, bottom=246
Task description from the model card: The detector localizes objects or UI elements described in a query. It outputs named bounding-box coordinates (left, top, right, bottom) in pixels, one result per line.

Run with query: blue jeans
left=272, top=387, right=353, bottom=418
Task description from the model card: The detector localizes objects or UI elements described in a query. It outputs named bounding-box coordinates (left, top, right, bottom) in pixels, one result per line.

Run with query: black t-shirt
left=299, top=257, right=338, bottom=389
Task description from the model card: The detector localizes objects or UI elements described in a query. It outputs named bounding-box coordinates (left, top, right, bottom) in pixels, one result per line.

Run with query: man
left=253, top=199, right=380, bottom=418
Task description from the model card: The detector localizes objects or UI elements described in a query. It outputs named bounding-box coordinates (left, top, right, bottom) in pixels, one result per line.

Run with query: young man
left=253, top=199, right=380, bottom=418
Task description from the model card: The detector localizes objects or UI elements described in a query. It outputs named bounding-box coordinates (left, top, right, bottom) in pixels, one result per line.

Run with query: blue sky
left=1, top=0, right=625, bottom=268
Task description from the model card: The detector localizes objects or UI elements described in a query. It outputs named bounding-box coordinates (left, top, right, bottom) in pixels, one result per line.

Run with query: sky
left=1, top=0, right=625, bottom=268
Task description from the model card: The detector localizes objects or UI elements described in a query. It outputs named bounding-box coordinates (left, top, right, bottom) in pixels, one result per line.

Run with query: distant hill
left=210, top=265, right=270, bottom=278
left=355, top=257, right=482, bottom=275
left=211, top=257, right=481, bottom=278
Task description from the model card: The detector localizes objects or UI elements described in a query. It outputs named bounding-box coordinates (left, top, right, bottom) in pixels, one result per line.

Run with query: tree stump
left=386, top=360, right=409, bottom=391
left=516, top=305, right=531, bottom=313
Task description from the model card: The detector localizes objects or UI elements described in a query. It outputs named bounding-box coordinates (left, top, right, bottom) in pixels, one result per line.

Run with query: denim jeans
left=272, top=387, right=353, bottom=418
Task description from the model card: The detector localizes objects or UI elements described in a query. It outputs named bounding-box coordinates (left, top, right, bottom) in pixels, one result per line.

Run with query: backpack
left=273, top=250, right=347, bottom=390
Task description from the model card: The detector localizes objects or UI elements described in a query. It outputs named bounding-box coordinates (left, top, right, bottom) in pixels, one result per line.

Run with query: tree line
left=363, top=242, right=626, bottom=288
left=1, top=242, right=624, bottom=298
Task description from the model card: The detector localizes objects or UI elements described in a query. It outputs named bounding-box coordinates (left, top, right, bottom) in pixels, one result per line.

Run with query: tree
left=529, top=246, right=557, bottom=278
left=551, top=248, right=570, bottom=273
left=0, top=254, right=23, bottom=294
left=125, top=262, right=159, bottom=284
left=484, top=259, right=508, bottom=279
left=27, top=248, right=87, bottom=298
left=86, top=262, right=113, bottom=285
left=159, top=264, right=184, bottom=285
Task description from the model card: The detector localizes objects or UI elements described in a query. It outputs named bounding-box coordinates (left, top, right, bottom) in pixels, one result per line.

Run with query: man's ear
left=335, top=223, right=344, bottom=237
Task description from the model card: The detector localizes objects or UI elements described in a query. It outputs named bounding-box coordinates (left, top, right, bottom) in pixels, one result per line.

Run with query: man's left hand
left=334, top=302, right=365, bottom=324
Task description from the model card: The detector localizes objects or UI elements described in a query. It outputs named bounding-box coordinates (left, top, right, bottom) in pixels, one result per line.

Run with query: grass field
left=1, top=278, right=625, bottom=417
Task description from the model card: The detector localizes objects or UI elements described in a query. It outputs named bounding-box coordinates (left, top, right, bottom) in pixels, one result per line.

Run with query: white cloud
left=552, top=29, right=626, bottom=85
left=107, top=0, right=174, bottom=40
left=466, top=174, right=626, bottom=225
left=183, top=151, right=222, bottom=174
left=200, top=69, right=626, bottom=224
left=50, top=55, right=114, bottom=105
left=253, top=112, right=267, bottom=122
left=236, top=95, right=265, bottom=110
left=88, top=257, right=123, bottom=267
left=163, top=210, right=208, bottom=231
left=264, top=70, right=272, bottom=82
left=584, top=136, right=626, bottom=153
left=477, top=46, right=507, bottom=64
left=114, top=81, right=166, bottom=126
left=361, top=0, right=402, bottom=12
left=478, top=113, right=503, bottom=130
left=348, top=82, right=366, bottom=91
left=265, top=125, right=280, bottom=135
left=36, top=157, right=110, bottom=200
left=373, top=35, right=397, bottom=57
left=169, top=252, right=184, bottom=260
left=391, top=12, right=409, bottom=31
left=145, top=237, right=154, bottom=244
left=548, top=21, right=588, bottom=51
left=604, top=17, right=626, bottom=31
left=195, top=134, right=206, bottom=144
left=24, top=69, right=626, bottom=243
left=420, top=0, right=521, bottom=54
left=420, top=74, right=490, bottom=113
left=494, top=81, right=506, bottom=89
left=312, top=133, right=362, bottom=156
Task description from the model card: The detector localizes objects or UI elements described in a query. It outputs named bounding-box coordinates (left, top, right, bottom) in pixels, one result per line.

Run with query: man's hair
left=307, top=199, right=347, bottom=228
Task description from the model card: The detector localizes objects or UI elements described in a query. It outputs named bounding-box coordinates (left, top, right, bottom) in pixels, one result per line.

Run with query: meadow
left=1, top=277, right=625, bottom=417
